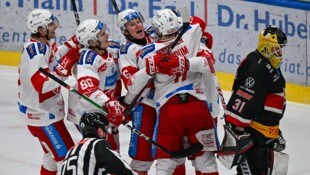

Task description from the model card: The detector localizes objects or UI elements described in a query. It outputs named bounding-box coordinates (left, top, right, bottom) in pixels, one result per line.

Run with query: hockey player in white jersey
left=18, top=9, right=77, bottom=175
left=74, top=19, right=124, bottom=152
left=124, top=9, right=219, bottom=175
left=117, top=9, right=186, bottom=175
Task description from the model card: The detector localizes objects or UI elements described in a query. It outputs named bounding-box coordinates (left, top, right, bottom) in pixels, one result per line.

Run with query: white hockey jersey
left=118, top=35, right=154, bottom=107
left=71, top=46, right=120, bottom=118
left=126, top=16, right=220, bottom=116
left=18, top=38, right=69, bottom=126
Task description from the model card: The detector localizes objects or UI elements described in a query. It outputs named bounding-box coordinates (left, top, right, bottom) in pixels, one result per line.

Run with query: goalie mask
left=76, top=19, right=110, bottom=47
left=80, top=112, right=110, bottom=138
left=117, top=9, right=145, bottom=34
left=27, top=9, right=59, bottom=34
left=257, top=25, right=287, bottom=68
left=151, top=9, right=181, bottom=37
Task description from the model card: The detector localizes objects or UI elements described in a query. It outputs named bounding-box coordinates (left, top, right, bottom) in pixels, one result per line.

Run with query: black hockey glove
left=266, top=130, right=286, bottom=152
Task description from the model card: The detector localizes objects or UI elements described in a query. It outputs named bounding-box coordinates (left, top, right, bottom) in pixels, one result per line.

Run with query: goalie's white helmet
left=76, top=19, right=110, bottom=47
left=151, top=9, right=181, bottom=36
left=27, top=9, right=59, bottom=33
left=117, top=9, right=145, bottom=33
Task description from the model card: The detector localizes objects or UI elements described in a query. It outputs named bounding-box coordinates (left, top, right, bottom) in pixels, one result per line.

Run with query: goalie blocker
left=217, top=125, right=289, bottom=175
left=217, top=124, right=253, bottom=169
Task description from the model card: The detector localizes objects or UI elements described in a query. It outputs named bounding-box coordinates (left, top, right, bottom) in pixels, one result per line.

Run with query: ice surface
left=1, top=66, right=309, bottom=175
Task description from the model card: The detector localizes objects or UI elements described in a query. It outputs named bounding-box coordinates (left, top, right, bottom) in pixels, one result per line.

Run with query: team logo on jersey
left=245, top=77, right=255, bottom=88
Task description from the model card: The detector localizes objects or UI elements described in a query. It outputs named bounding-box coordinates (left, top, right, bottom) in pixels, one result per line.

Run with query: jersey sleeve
left=95, top=140, right=134, bottom=175
left=118, top=43, right=140, bottom=90
left=225, top=57, right=268, bottom=127
left=25, top=43, right=61, bottom=94
left=77, top=51, right=110, bottom=106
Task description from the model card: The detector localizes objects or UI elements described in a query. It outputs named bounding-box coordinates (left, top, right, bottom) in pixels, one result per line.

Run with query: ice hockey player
left=73, top=19, right=125, bottom=152
left=61, top=112, right=136, bottom=175
left=124, top=8, right=219, bottom=175
left=117, top=9, right=186, bottom=175
left=18, top=9, right=77, bottom=174
left=219, top=25, right=288, bottom=175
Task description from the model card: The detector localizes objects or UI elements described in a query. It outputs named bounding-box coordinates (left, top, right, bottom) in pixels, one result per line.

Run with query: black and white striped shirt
left=61, top=138, right=134, bottom=175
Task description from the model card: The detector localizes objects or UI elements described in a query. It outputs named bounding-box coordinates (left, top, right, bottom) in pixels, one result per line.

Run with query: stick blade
left=178, top=7, right=190, bottom=23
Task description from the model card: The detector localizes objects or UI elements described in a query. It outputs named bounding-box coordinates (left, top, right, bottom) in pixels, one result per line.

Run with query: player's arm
left=28, top=43, right=61, bottom=94
left=76, top=53, right=110, bottom=106
left=118, top=44, right=140, bottom=90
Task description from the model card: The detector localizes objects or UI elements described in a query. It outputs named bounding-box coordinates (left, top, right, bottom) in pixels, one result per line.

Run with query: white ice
left=0, top=65, right=309, bottom=175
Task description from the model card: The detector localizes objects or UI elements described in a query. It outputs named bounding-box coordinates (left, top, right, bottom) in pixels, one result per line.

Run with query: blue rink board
left=243, top=0, right=310, bottom=10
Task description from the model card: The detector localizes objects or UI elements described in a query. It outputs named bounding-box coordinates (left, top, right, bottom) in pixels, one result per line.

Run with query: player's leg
left=188, top=100, right=219, bottom=175
left=28, top=119, right=75, bottom=174
left=129, top=104, right=156, bottom=174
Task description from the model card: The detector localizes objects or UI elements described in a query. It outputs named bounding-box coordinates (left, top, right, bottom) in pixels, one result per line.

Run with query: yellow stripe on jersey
left=249, top=121, right=279, bottom=139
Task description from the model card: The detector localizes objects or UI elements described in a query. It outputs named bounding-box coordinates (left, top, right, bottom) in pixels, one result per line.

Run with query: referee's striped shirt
left=61, top=138, right=134, bottom=175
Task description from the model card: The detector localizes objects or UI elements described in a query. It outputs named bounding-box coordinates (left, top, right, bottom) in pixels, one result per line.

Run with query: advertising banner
left=0, top=0, right=309, bottom=85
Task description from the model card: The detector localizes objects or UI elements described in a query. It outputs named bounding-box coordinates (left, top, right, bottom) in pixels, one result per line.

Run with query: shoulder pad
left=26, top=43, right=48, bottom=59
left=79, top=49, right=98, bottom=65
left=139, top=44, right=155, bottom=59
left=120, top=43, right=133, bottom=55
left=108, top=40, right=121, bottom=49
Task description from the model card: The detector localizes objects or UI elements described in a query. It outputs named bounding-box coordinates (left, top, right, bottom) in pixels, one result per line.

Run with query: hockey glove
left=64, top=34, right=79, bottom=49
left=267, top=130, right=286, bottom=152
left=145, top=54, right=164, bottom=75
left=201, top=31, right=213, bottom=49
left=55, top=47, right=80, bottom=77
left=157, top=54, right=189, bottom=76
left=105, top=99, right=125, bottom=127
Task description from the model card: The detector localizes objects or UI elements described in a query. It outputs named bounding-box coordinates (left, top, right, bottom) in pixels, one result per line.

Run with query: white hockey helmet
left=117, top=9, right=145, bottom=33
left=27, top=9, right=59, bottom=33
left=76, top=19, right=110, bottom=47
left=151, top=9, right=181, bottom=36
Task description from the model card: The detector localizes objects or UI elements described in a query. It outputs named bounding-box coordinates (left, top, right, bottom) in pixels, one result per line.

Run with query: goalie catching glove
left=104, top=99, right=125, bottom=127
left=217, top=124, right=254, bottom=170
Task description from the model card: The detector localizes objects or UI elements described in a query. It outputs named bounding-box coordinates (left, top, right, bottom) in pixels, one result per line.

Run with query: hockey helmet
left=257, top=25, right=287, bottom=68
left=76, top=19, right=110, bottom=47
left=151, top=9, right=181, bottom=37
left=117, top=9, right=145, bottom=34
left=79, top=112, right=109, bottom=138
left=27, top=9, right=59, bottom=33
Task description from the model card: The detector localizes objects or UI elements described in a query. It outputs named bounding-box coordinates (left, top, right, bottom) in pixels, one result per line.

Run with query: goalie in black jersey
left=61, top=112, right=135, bottom=175
left=218, top=25, right=289, bottom=175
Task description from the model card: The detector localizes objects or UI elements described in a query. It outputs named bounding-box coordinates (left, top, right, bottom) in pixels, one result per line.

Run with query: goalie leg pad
left=271, top=151, right=289, bottom=175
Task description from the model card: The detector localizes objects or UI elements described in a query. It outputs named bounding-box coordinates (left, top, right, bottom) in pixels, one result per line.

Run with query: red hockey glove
left=55, top=47, right=80, bottom=77
left=104, top=99, right=125, bottom=127
left=64, top=34, right=79, bottom=49
left=145, top=54, right=164, bottom=75
left=202, top=31, right=213, bottom=49
left=158, top=55, right=189, bottom=76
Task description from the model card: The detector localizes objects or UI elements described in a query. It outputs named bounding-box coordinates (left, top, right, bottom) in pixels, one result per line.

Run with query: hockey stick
left=38, top=68, right=175, bottom=156
left=207, top=62, right=254, bottom=173
left=70, top=0, right=80, bottom=25
left=111, top=0, right=120, bottom=14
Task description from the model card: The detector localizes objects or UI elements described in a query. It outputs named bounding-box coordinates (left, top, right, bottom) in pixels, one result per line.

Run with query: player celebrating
left=221, top=25, right=288, bottom=175
left=61, top=112, right=136, bottom=175
left=124, top=9, right=219, bottom=175
left=18, top=9, right=76, bottom=174
left=117, top=9, right=186, bottom=174
left=74, top=19, right=124, bottom=152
